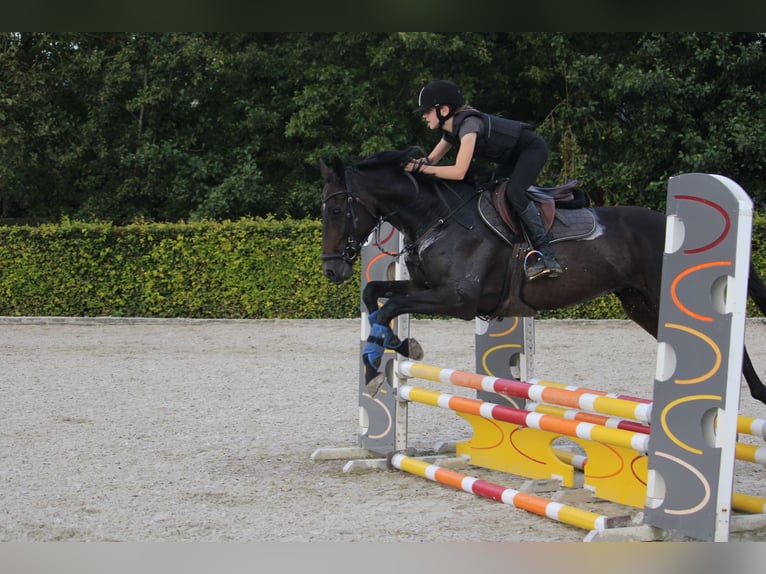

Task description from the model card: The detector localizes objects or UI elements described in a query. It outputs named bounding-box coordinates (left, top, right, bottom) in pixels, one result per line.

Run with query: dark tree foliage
left=1, top=32, right=763, bottom=223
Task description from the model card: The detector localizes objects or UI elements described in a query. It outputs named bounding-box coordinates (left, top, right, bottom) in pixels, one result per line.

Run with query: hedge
left=0, top=217, right=360, bottom=319
left=0, top=214, right=763, bottom=319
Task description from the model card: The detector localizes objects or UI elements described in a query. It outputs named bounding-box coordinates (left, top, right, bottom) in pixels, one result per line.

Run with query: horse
left=319, top=147, right=766, bottom=404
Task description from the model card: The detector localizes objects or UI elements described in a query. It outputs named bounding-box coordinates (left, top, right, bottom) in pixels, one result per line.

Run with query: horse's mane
left=354, top=146, right=425, bottom=171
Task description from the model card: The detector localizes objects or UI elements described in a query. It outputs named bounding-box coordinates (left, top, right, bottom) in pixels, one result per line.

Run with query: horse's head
left=319, top=157, right=379, bottom=284
left=319, top=147, right=429, bottom=284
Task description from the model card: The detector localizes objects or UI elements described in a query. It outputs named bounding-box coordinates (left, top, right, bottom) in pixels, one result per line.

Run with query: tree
left=1, top=33, right=764, bottom=222
left=521, top=33, right=766, bottom=209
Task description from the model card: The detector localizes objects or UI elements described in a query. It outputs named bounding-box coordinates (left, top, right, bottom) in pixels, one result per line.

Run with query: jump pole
left=396, top=383, right=650, bottom=454
left=393, top=370, right=766, bottom=515
left=388, top=453, right=630, bottom=531
left=397, top=360, right=653, bottom=423
left=397, top=360, right=766, bottom=467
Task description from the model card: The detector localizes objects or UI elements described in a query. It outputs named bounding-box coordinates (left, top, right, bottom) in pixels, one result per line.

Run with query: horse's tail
left=749, top=262, right=766, bottom=316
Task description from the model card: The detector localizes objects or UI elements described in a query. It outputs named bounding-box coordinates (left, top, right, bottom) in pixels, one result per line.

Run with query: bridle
left=320, top=172, right=379, bottom=265
left=320, top=168, right=429, bottom=264
left=320, top=189, right=374, bottom=263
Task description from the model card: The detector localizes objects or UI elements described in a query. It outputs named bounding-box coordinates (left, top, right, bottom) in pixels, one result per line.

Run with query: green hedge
left=0, top=214, right=763, bottom=319
left=0, top=217, right=360, bottom=318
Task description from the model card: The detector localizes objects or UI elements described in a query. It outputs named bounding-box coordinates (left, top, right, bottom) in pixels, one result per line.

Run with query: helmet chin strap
left=435, top=105, right=455, bottom=128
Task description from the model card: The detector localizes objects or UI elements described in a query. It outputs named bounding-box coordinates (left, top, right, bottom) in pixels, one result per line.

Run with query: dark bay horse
left=319, top=147, right=766, bottom=405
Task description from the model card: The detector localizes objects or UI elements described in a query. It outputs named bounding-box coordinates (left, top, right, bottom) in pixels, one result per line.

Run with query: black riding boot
left=518, top=203, right=563, bottom=280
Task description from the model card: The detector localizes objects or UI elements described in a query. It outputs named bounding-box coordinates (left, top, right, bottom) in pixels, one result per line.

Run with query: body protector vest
left=443, top=110, right=530, bottom=164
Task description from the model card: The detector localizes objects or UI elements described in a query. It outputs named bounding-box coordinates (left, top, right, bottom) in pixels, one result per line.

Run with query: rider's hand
left=405, top=158, right=430, bottom=173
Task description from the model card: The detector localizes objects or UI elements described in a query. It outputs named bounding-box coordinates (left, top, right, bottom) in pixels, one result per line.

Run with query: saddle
left=492, top=179, right=581, bottom=234
left=477, top=179, right=597, bottom=249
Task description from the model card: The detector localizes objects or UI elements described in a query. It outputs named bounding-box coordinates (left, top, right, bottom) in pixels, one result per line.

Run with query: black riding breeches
left=494, top=129, right=549, bottom=214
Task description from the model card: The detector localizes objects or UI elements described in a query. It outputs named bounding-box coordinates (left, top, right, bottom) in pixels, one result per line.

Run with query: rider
left=406, top=79, right=562, bottom=280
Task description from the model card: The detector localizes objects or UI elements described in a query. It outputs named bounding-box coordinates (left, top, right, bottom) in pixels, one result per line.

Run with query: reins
left=367, top=172, right=480, bottom=261
left=400, top=177, right=481, bottom=257
left=322, top=164, right=480, bottom=264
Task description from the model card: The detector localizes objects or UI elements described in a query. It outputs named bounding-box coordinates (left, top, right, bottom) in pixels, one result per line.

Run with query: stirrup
left=523, top=250, right=550, bottom=280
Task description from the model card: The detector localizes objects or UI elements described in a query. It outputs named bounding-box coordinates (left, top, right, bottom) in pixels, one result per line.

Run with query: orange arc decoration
left=670, top=260, right=731, bottom=323
left=365, top=251, right=392, bottom=283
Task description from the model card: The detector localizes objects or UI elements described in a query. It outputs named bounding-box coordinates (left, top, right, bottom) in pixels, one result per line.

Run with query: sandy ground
left=1, top=316, right=766, bottom=544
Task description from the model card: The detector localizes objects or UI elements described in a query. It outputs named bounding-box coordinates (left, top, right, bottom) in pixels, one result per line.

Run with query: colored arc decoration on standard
left=674, top=194, right=731, bottom=254
left=664, top=322, right=722, bottom=384
left=660, top=394, right=722, bottom=455
left=670, top=261, right=731, bottom=323
left=489, top=316, right=519, bottom=337
left=481, top=343, right=521, bottom=376
left=365, top=251, right=391, bottom=283
left=653, top=451, right=712, bottom=515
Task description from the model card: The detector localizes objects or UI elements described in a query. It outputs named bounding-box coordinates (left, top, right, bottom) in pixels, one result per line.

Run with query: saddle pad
left=549, top=207, right=598, bottom=244
left=477, top=191, right=597, bottom=246
left=478, top=191, right=515, bottom=246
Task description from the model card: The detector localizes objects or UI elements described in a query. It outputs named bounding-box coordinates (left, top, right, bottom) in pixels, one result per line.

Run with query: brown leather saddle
left=492, top=179, right=580, bottom=234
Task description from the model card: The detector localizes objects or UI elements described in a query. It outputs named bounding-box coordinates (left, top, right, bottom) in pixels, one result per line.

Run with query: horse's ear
left=319, top=158, right=331, bottom=180
left=318, top=157, right=345, bottom=185
left=332, top=157, right=345, bottom=185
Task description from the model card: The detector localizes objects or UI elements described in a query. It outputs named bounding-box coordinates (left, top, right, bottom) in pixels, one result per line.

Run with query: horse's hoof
left=408, top=338, right=424, bottom=361
left=366, top=374, right=386, bottom=397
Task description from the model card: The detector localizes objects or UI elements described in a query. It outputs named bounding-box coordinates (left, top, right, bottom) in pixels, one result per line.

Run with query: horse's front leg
left=361, top=280, right=425, bottom=395
left=363, top=281, right=425, bottom=360
left=362, top=281, right=479, bottom=396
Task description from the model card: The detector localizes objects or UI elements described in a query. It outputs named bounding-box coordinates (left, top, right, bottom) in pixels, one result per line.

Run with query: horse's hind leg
left=614, top=287, right=660, bottom=338
left=743, top=348, right=766, bottom=404
left=743, top=264, right=766, bottom=404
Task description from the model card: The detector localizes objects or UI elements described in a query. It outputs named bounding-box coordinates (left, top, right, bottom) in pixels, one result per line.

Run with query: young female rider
left=406, top=79, right=562, bottom=280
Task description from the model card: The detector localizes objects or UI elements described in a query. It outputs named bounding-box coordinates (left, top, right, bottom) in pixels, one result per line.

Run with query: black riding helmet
left=415, top=80, right=465, bottom=126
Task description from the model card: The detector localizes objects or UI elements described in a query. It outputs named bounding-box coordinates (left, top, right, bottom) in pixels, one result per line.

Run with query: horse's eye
left=332, top=207, right=343, bottom=216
